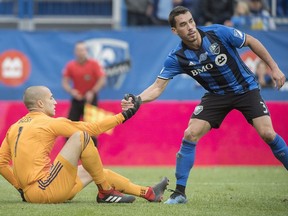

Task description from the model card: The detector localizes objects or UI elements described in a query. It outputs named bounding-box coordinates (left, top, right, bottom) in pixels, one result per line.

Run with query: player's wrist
left=137, top=96, right=143, bottom=104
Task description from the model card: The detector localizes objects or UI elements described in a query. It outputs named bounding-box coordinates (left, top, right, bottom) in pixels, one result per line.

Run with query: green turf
left=0, top=166, right=287, bottom=216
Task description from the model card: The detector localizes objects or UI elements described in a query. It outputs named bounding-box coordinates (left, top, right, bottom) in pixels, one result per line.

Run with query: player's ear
left=171, top=27, right=178, bottom=35
left=37, top=99, right=44, bottom=108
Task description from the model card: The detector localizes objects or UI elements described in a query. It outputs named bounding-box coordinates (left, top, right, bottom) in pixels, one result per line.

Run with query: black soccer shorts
left=191, top=89, right=270, bottom=128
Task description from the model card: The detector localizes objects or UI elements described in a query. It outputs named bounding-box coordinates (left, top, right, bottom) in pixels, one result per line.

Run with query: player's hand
left=85, top=91, right=94, bottom=103
left=271, top=68, right=286, bottom=90
left=121, top=94, right=142, bottom=122
left=70, top=89, right=83, bottom=101
left=121, top=95, right=135, bottom=111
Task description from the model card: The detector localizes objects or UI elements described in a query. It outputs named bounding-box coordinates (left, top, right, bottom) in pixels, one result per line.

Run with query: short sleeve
left=92, top=60, right=106, bottom=77
left=218, top=25, right=246, bottom=48
left=158, top=55, right=182, bottom=80
left=62, top=61, right=73, bottom=78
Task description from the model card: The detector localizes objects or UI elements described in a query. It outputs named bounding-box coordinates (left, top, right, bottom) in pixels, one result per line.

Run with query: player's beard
left=187, top=30, right=197, bottom=42
left=185, top=31, right=200, bottom=49
left=182, top=36, right=197, bottom=48
left=188, top=37, right=197, bottom=43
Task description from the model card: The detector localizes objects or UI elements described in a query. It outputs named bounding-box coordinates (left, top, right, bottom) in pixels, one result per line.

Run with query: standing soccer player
left=122, top=6, right=288, bottom=204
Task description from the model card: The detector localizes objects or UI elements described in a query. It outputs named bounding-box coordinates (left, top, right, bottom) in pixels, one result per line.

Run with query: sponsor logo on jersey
left=84, top=38, right=131, bottom=89
left=215, top=54, right=227, bottom=66
left=0, top=50, right=31, bottom=86
left=209, top=43, right=220, bottom=55
left=190, top=63, right=214, bottom=76
left=233, top=29, right=244, bottom=39
left=199, top=52, right=208, bottom=62
left=188, top=61, right=196, bottom=66
left=84, top=74, right=91, bottom=81
left=189, top=52, right=228, bottom=76
left=193, top=105, right=203, bottom=115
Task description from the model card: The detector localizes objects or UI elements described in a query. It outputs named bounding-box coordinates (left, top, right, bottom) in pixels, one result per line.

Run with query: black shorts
left=191, top=89, right=270, bottom=128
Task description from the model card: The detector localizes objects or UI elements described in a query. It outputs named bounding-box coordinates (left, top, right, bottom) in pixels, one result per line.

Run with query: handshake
left=121, top=94, right=142, bottom=122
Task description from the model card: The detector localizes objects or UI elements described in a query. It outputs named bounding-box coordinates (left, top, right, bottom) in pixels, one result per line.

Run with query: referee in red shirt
left=62, top=41, right=106, bottom=146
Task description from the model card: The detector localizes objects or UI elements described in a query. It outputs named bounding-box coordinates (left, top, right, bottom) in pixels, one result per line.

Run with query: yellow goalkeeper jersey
left=0, top=111, right=124, bottom=192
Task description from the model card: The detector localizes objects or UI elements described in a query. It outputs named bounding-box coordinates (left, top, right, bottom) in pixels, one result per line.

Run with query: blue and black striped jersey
left=158, top=24, right=259, bottom=95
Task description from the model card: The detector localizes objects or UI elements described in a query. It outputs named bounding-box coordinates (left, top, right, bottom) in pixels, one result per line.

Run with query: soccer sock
left=80, top=136, right=111, bottom=191
left=268, top=134, right=288, bottom=170
left=175, top=139, right=196, bottom=194
left=104, top=169, right=148, bottom=197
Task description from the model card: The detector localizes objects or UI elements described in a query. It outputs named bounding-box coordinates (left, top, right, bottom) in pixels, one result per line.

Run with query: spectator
left=276, top=0, right=288, bottom=17
left=173, top=0, right=202, bottom=25
left=255, top=60, right=274, bottom=88
left=230, top=0, right=251, bottom=29
left=150, top=0, right=174, bottom=25
left=125, top=0, right=153, bottom=26
left=62, top=41, right=106, bottom=147
left=248, top=0, right=276, bottom=30
left=200, top=0, right=234, bottom=26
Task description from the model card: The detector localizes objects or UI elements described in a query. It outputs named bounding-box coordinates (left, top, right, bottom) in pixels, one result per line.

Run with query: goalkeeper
left=0, top=86, right=168, bottom=204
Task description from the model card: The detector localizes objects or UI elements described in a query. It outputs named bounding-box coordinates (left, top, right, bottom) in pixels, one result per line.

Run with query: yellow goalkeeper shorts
left=24, top=155, right=78, bottom=203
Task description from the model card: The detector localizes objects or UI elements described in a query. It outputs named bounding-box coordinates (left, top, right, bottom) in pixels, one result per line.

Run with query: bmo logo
left=0, top=50, right=31, bottom=86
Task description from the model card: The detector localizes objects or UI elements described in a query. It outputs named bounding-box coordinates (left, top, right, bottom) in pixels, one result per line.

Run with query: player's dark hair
left=168, top=6, right=192, bottom=27
left=75, top=40, right=85, bottom=45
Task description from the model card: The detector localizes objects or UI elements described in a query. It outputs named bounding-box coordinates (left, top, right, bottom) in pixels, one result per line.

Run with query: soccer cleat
left=97, top=188, right=136, bottom=203
left=144, top=177, right=169, bottom=202
left=164, top=189, right=188, bottom=204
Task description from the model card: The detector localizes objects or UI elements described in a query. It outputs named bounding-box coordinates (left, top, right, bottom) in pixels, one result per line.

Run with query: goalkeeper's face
left=24, top=86, right=57, bottom=116
left=41, top=88, right=57, bottom=117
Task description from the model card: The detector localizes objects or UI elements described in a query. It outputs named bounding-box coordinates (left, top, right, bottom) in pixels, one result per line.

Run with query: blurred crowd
left=125, top=0, right=288, bottom=31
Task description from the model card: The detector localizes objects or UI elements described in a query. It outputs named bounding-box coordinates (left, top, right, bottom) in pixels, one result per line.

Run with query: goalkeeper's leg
left=70, top=167, right=169, bottom=202
left=104, top=169, right=169, bottom=202
left=62, top=131, right=135, bottom=203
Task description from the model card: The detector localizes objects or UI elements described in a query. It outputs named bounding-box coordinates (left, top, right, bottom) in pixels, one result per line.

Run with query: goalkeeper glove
left=122, top=94, right=142, bottom=122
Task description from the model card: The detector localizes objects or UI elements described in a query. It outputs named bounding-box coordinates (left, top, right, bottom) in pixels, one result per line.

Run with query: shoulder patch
left=233, top=29, right=244, bottom=39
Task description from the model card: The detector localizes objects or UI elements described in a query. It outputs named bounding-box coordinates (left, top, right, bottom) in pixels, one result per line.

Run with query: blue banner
left=0, top=27, right=287, bottom=101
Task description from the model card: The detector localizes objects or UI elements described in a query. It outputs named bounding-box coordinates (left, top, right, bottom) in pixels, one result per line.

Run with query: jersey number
left=260, top=101, right=268, bottom=114
left=14, top=126, right=23, bottom=157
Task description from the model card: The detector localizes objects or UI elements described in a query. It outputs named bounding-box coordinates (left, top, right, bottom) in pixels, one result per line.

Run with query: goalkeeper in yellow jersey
left=0, top=86, right=168, bottom=204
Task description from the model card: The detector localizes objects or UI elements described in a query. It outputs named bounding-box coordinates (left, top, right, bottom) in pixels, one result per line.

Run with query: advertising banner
left=0, top=28, right=287, bottom=101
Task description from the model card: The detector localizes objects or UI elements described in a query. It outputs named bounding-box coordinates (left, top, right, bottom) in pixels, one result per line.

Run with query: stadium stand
left=0, top=0, right=122, bottom=30
left=0, top=0, right=287, bottom=31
